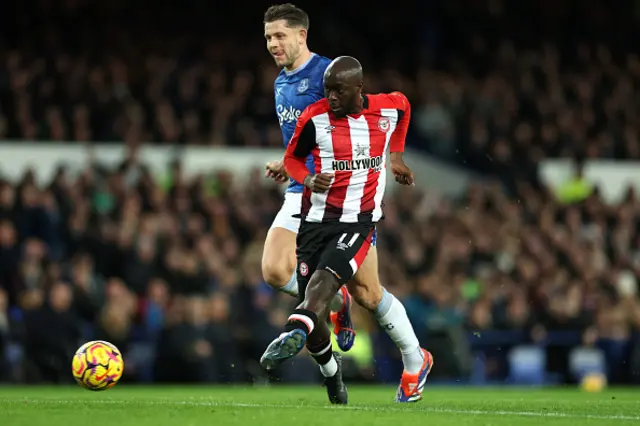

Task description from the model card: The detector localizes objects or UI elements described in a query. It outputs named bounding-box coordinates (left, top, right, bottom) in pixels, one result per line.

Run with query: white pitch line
left=2, top=398, right=639, bottom=422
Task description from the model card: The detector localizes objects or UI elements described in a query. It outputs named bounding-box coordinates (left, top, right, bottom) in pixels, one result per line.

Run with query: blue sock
left=374, top=287, right=394, bottom=319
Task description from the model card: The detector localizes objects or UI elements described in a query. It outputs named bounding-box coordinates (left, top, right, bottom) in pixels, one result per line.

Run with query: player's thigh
left=262, top=226, right=297, bottom=273
left=351, top=245, right=380, bottom=287
left=262, top=193, right=302, bottom=279
left=317, top=223, right=376, bottom=286
left=347, top=246, right=383, bottom=311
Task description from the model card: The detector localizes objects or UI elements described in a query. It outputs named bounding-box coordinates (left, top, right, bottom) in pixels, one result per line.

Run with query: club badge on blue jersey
left=297, top=78, right=309, bottom=93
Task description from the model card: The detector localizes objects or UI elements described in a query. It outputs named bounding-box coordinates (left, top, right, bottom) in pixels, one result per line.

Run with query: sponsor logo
left=332, top=156, right=383, bottom=172
left=276, top=104, right=302, bottom=126
left=355, top=144, right=368, bottom=157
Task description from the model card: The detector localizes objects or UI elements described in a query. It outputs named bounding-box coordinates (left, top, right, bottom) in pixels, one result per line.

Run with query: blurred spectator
left=23, top=282, right=79, bottom=383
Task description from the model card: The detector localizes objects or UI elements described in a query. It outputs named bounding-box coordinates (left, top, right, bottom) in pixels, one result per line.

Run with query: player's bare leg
left=260, top=270, right=348, bottom=404
left=348, top=248, right=434, bottom=402
left=260, top=270, right=341, bottom=366
left=262, top=227, right=298, bottom=295
left=262, top=226, right=355, bottom=350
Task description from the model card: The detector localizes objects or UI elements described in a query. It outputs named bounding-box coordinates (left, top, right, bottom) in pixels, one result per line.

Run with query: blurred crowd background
left=1, top=0, right=640, bottom=386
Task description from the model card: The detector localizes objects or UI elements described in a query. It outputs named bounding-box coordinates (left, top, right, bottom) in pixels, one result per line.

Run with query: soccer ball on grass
left=72, top=340, right=124, bottom=390
left=580, top=372, right=607, bottom=392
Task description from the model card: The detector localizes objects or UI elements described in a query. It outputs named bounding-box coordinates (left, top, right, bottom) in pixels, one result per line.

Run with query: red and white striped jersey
left=284, top=92, right=410, bottom=223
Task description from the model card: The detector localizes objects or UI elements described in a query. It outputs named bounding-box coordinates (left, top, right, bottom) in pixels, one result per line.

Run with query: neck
left=285, top=48, right=312, bottom=72
left=345, top=95, right=364, bottom=115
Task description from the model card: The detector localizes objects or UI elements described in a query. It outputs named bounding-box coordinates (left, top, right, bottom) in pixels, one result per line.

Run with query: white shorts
left=269, top=192, right=303, bottom=234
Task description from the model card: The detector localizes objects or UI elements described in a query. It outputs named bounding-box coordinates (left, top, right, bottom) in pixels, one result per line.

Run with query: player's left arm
left=386, top=91, right=414, bottom=185
left=283, top=111, right=316, bottom=185
left=387, top=91, right=411, bottom=156
left=265, top=159, right=288, bottom=183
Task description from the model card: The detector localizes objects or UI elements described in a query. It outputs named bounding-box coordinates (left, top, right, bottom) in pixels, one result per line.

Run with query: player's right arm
left=283, top=111, right=333, bottom=193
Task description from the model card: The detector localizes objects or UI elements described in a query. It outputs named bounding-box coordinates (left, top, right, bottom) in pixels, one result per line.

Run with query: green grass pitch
left=2, top=385, right=639, bottom=426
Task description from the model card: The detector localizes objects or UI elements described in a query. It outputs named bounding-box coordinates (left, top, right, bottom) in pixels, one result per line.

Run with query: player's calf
left=268, top=270, right=341, bottom=363
left=298, top=270, right=341, bottom=316
left=347, top=276, right=383, bottom=312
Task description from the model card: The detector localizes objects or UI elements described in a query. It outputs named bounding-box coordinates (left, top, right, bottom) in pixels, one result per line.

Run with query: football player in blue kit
left=261, top=4, right=431, bottom=404
left=261, top=5, right=357, bottom=361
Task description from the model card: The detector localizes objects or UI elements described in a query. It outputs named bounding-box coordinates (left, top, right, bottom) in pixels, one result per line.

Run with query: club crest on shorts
left=299, top=262, right=309, bottom=276
left=377, top=116, right=390, bottom=132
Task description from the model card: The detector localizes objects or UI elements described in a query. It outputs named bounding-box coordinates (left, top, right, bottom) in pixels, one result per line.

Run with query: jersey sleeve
left=387, top=91, right=411, bottom=153
left=284, top=110, right=317, bottom=184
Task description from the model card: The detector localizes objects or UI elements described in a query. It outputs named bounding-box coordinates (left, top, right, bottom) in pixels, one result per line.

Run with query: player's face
left=264, top=20, right=303, bottom=69
left=324, top=79, right=361, bottom=117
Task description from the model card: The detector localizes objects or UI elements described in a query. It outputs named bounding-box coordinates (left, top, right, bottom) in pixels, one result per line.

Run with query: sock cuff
left=280, top=271, right=299, bottom=296
left=286, top=308, right=319, bottom=334
left=307, top=340, right=332, bottom=356
left=374, top=287, right=394, bottom=318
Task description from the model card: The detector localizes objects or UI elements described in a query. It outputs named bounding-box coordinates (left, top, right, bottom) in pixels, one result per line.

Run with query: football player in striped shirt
left=261, top=56, right=434, bottom=403
left=261, top=3, right=354, bottom=404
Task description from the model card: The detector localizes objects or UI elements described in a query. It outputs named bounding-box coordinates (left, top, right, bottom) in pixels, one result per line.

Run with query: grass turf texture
left=2, top=386, right=639, bottom=426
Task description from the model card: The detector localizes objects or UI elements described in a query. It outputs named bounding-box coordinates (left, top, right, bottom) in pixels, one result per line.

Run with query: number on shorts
left=336, top=233, right=359, bottom=250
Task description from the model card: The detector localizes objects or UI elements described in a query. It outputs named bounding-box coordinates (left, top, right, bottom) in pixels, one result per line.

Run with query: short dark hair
left=264, top=4, right=309, bottom=30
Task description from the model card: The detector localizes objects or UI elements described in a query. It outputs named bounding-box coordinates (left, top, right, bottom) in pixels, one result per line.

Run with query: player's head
left=264, top=4, right=310, bottom=70
left=323, top=56, right=364, bottom=117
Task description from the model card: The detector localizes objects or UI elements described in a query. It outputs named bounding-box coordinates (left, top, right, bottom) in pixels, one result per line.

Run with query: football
left=72, top=340, right=124, bottom=391
left=580, top=372, right=607, bottom=393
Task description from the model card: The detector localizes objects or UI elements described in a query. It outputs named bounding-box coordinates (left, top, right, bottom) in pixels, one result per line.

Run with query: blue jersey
left=275, top=53, right=332, bottom=193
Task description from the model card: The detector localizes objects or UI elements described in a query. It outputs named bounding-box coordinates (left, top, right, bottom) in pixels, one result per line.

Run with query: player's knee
left=261, top=261, right=293, bottom=289
left=347, top=279, right=382, bottom=312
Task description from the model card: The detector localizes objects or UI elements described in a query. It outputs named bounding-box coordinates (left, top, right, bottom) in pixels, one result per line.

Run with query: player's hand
left=390, top=160, right=415, bottom=186
left=265, top=160, right=289, bottom=183
left=304, top=173, right=333, bottom=193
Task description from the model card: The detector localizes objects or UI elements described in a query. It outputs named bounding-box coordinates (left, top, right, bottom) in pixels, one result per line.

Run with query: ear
left=298, top=28, right=308, bottom=44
